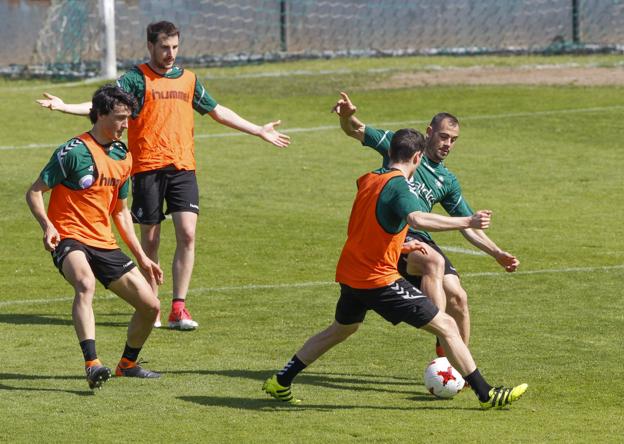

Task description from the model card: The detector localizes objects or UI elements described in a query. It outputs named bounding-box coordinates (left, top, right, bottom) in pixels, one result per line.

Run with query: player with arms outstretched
left=37, top=21, right=291, bottom=331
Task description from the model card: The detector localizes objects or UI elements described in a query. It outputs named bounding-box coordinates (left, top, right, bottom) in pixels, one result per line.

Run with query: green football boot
left=262, top=375, right=301, bottom=405
left=480, top=383, right=528, bottom=409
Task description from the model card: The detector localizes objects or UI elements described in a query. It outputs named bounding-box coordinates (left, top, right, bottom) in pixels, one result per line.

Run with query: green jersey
left=116, top=65, right=218, bottom=117
left=363, top=126, right=473, bottom=239
left=375, top=168, right=423, bottom=233
left=40, top=137, right=130, bottom=199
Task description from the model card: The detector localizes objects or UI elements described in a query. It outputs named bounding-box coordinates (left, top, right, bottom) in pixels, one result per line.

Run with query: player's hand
left=468, top=210, right=492, bottom=229
left=36, top=92, right=65, bottom=111
left=139, top=258, right=164, bottom=285
left=259, top=120, right=290, bottom=148
left=331, top=92, right=357, bottom=117
left=495, top=251, right=519, bottom=272
left=43, top=226, right=60, bottom=252
left=401, top=239, right=428, bottom=255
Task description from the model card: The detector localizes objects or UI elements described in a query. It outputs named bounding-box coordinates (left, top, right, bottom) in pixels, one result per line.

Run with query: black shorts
left=397, top=232, right=459, bottom=288
left=131, top=167, right=200, bottom=224
left=52, top=238, right=136, bottom=288
left=335, top=278, right=439, bottom=328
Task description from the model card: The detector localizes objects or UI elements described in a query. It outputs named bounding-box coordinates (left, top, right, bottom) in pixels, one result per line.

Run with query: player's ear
left=426, top=125, right=433, bottom=138
left=413, top=150, right=423, bottom=166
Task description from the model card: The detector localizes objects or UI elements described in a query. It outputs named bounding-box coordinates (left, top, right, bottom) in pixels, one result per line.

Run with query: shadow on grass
left=0, top=313, right=127, bottom=328
left=178, top=394, right=478, bottom=412
left=170, top=368, right=481, bottom=410
left=178, top=395, right=422, bottom=411
left=0, top=373, right=94, bottom=396
left=167, top=368, right=468, bottom=401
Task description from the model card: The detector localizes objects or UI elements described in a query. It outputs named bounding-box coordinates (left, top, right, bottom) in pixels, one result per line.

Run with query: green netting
left=2, top=0, right=624, bottom=78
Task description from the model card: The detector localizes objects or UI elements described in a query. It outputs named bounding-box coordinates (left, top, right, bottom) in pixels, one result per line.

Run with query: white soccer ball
left=423, top=357, right=465, bottom=399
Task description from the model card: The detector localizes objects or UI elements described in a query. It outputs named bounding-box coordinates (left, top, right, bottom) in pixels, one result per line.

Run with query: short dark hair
left=89, top=84, right=137, bottom=124
left=429, top=112, right=460, bottom=131
left=389, top=128, right=426, bottom=162
left=147, top=21, right=180, bottom=43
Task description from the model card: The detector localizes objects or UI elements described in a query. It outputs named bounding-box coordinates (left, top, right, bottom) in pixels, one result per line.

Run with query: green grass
left=1, top=55, right=623, bottom=443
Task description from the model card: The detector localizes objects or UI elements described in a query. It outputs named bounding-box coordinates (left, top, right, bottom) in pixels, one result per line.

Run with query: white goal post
left=100, top=0, right=117, bottom=79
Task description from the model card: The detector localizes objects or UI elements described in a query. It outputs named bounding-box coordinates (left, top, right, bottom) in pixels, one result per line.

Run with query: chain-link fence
left=2, top=0, right=624, bottom=78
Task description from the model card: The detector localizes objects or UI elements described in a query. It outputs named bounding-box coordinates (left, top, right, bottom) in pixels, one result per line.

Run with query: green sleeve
left=117, top=67, right=145, bottom=116
left=363, top=126, right=393, bottom=168
left=40, top=139, right=92, bottom=189
left=193, top=74, right=218, bottom=115
left=377, top=175, right=424, bottom=233
left=440, top=175, right=473, bottom=216
left=389, top=176, right=425, bottom=219
left=118, top=180, right=129, bottom=199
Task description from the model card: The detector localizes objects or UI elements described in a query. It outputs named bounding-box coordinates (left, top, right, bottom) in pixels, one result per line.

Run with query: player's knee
left=447, top=287, right=469, bottom=314
left=73, top=276, right=96, bottom=297
left=142, top=237, right=160, bottom=256
left=330, top=322, right=359, bottom=341
left=138, top=296, right=160, bottom=320
left=176, top=227, right=196, bottom=247
left=435, top=312, right=461, bottom=339
left=416, top=252, right=444, bottom=276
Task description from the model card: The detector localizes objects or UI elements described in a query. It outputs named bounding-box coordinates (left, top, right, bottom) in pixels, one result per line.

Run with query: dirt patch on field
left=380, top=66, right=624, bottom=88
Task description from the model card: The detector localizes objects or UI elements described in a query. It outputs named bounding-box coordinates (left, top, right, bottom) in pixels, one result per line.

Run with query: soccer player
left=26, top=85, right=163, bottom=390
left=262, top=129, right=527, bottom=409
left=332, top=92, right=519, bottom=355
left=36, top=21, right=291, bottom=330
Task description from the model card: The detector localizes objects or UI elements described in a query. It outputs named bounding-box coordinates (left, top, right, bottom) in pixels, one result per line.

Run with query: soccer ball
left=423, top=357, right=465, bottom=399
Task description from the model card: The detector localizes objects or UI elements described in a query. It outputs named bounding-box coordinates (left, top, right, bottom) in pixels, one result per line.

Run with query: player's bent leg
left=108, top=268, right=160, bottom=347
left=109, top=268, right=161, bottom=379
left=61, top=250, right=113, bottom=389
left=443, top=274, right=470, bottom=345
left=297, top=320, right=360, bottom=365
left=62, top=251, right=98, bottom=342
left=405, top=246, right=446, bottom=311
left=423, top=312, right=528, bottom=409
left=405, top=247, right=447, bottom=357
left=422, top=311, right=476, bottom=376
left=263, top=321, right=361, bottom=404
left=139, top=223, right=162, bottom=326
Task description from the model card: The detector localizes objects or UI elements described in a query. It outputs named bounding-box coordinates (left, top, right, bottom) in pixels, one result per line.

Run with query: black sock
left=121, top=343, right=142, bottom=362
left=79, top=339, right=97, bottom=362
left=276, top=355, right=307, bottom=386
left=464, top=368, right=492, bottom=402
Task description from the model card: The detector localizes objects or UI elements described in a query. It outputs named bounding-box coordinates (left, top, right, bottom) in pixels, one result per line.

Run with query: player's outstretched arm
left=460, top=228, right=520, bottom=272
left=112, top=198, right=164, bottom=285
left=407, top=210, right=492, bottom=232
left=208, top=104, right=290, bottom=148
left=36, top=93, right=91, bottom=116
left=25, top=178, right=60, bottom=251
left=331, top=91, right=365, bottom=142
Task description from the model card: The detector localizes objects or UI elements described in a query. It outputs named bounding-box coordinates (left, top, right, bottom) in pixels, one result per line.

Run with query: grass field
left=1, top=55, right=623, bottom=443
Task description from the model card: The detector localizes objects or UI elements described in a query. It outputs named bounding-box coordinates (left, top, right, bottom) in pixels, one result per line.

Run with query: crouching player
left=26, top=85, right=163, bottom=390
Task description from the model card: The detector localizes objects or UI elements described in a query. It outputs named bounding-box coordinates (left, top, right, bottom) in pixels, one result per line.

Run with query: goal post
left=100, top=0, right=117, bottom=80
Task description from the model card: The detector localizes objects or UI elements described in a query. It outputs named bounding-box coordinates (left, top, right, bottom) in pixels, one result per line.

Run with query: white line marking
left=439, top=245, right=487, bottom=256
left=3, top=105, right=624, bottom=151
left=1, top=264, right=621, bottom=308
